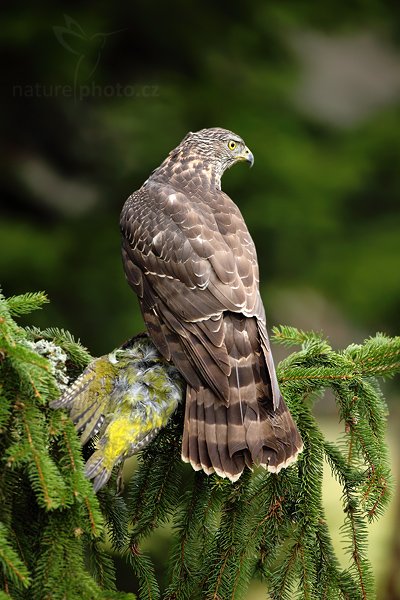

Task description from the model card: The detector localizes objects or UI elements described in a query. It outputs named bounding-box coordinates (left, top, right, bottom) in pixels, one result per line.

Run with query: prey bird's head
left=176, top=127, right=254, bottom=172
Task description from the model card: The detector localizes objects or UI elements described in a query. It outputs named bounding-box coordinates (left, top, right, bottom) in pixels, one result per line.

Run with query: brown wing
left=120, top=179, right=279, bottom=406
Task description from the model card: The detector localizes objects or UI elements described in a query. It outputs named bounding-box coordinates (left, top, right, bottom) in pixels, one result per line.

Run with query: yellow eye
left=228, top=140, right=237, bottom=150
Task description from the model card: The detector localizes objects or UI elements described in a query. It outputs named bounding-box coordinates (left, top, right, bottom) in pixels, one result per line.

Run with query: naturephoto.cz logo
left=12, top=15, right=160, bottom=101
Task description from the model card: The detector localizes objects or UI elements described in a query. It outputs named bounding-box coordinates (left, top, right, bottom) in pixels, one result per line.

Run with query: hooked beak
left=242, top=146, right=254, bottom=168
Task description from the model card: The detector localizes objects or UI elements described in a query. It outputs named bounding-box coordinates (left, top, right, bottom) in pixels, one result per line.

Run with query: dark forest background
left=1, top=1, right=399, bottom=596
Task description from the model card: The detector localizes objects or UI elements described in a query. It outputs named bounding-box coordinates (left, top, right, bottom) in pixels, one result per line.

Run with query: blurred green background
left=1, top=1, right=399, bottom=597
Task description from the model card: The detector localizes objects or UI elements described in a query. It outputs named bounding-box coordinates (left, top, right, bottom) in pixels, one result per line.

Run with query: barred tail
left=181, top=314, right=303, bottom=481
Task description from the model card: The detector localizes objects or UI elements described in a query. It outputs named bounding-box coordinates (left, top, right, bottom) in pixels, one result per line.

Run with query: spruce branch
left=5, top=292, right=49, bottom=317
left=271, top=325, right=326, bottom=348
left=1, top=292, right=398, bottom=599
left=163, top=474, right=207, bottom=599
left=0, top=523, right=30, bottom=591
left=0, top=291, right=135, bottom=600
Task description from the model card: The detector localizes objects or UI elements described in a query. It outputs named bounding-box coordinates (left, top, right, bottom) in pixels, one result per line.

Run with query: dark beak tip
left=247, top=153, right=254, bottom=168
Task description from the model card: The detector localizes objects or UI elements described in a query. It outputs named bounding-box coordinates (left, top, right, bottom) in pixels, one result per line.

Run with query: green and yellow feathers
left=51, top=335, right=183, bottom=491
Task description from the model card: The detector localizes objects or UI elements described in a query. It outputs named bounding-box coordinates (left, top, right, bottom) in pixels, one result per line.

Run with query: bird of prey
left=120, top=127, right=303, bottom=481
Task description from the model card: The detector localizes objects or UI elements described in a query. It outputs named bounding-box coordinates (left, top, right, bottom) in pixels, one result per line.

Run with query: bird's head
left=178, top=127, right=254, bottom=172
